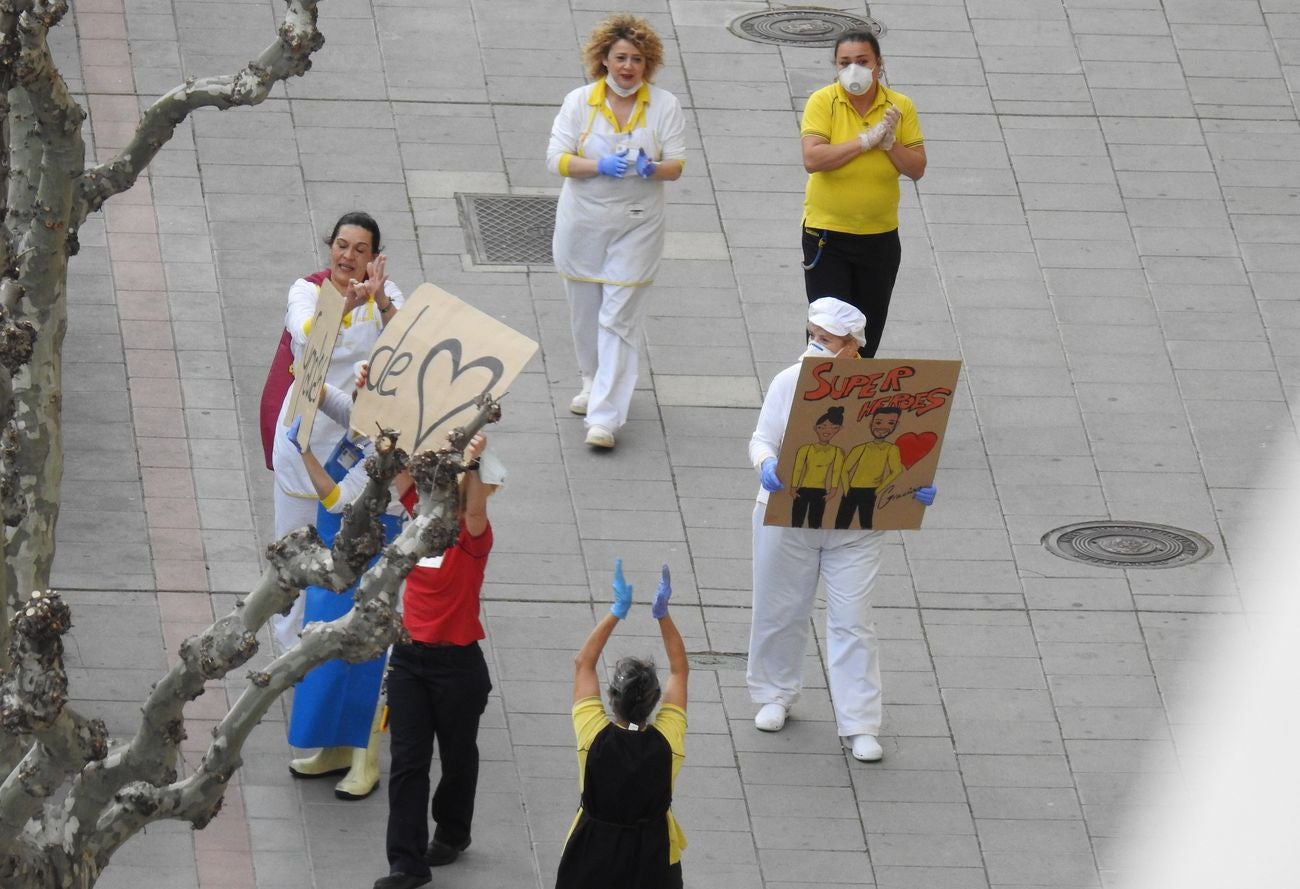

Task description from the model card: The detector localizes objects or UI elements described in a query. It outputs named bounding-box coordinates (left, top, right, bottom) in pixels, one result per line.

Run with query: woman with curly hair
left=547, top=14, right=686, bottom=450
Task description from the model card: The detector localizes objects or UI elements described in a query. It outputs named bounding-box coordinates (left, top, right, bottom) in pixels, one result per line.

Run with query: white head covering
left=807, top=297, right=867, bottom=348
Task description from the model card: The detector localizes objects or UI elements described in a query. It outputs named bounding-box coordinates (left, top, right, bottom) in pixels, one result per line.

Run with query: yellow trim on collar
left=588, top=79, right=649, bottom=133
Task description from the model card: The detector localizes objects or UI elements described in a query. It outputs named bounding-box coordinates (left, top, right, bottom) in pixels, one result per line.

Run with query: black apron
left=555, top=722, right=675, bottom=889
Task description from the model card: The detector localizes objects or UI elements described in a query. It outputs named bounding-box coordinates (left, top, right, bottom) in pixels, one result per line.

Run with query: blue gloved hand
left=760, top=457, right=784, bottom=493
left=597, top=150, right=630, bottom=177
left=286, top=416, right=304, bottom=454
left=611, top=558, right=633, bottom=619
left=635, top=148, right=657, bottom=179
left=652, top=564, right=672, bottom=619
left=914, top=485, right=936, bottom=506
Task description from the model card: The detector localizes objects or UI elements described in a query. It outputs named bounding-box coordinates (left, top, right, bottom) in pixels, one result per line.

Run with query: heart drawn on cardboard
left=895, top=431, right=938, bottom=469
left=411, top=338, right=504, bottom=453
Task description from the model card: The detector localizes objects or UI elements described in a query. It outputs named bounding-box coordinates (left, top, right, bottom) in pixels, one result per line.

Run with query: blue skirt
left=288, top=510, right=402, bottom=749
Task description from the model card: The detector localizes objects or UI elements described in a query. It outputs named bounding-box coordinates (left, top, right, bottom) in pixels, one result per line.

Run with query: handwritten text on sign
left=350, top=283, right=539, bottom=454
left=283, top=277, right=346, bottom=450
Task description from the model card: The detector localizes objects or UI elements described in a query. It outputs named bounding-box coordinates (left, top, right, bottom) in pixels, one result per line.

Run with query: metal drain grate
left=456, top=193, right=557, bottom=266
left=729, top=8, right=885, bottom=47
left=686, top=652, right=748, bottom=671
left=1042, top=522, right=1213, bottom=569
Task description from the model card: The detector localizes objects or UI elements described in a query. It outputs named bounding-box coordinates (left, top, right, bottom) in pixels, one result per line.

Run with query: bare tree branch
left=71, top=0, right=323, bottom=226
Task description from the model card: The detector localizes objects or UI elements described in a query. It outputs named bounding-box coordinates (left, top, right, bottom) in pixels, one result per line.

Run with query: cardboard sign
left=350, top=283, right=539, bottom=454
left=763, top=357, right=962, bottom=531
left=282, top=277, right=347, bottom=450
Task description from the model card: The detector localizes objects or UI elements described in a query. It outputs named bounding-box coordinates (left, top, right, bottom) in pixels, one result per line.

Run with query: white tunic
left=271, top=277, right=404, bottom=509
left=547, top=80, right=687, bottom=286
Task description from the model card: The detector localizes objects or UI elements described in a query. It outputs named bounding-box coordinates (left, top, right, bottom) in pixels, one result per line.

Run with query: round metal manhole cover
left=728, top=8, right=885, bottom=47
left=1042, top=522, right=1213, bottom=569
left=686, top=652, right=748, bottom=671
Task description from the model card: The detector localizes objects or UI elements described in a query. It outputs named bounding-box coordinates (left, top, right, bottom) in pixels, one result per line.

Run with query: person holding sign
left=283, top=373, right=411, bottom=802
left=555, top=561, right=688, bottom=889
left=375, top=433, right=504, bottom=889
left=272, top=211, right=404, bottom=538
left=800, top=31, right=925, bottom=358
left=547, top=14, right=686, bottom=450
left=747, top=298, right=934, bottom=762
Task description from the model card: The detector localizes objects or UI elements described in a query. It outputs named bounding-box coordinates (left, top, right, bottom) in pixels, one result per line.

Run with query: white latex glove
left=859, top=122, right=889, bottom=151
left=879, top=106, right=901, bottom=150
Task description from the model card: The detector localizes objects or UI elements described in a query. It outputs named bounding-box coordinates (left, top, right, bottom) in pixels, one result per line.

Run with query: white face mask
left=803, top=340, right=834, bottom=359
left=838, top=63, right=873, bottom=95
left=605, top=74, right=642, bottom=98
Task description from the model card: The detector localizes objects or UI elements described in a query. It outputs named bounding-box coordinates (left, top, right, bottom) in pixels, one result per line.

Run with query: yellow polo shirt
left=568, top=696, right=688, bottom=864
left=801, top=82, right=923, bottom=234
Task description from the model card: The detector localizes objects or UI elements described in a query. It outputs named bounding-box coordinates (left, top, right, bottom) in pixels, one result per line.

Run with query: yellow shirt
left=568, top=696, right=688, bottom=864
left=792, top=442, right=845, bottom=490
left=842, top=440, right=904, bottom=491
left=801, top=82, right=923, bottom=234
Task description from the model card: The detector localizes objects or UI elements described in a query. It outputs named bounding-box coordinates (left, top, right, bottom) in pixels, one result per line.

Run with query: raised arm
left=573, top=559, right=634, bottom=703
left=461, top=432, right=491, bottom=537
left=653, top=565, right=688, bottom=710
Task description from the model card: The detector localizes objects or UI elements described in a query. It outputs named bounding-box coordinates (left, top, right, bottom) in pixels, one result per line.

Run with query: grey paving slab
left=47, top=0, right=1300, bottom=887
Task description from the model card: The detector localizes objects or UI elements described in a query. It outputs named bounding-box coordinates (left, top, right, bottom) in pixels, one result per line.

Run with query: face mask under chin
left=605, top=74, right=642, bottom=97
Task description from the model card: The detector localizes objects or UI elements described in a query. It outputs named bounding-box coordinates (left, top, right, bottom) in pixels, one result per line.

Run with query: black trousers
left=802, top=226, right=901, bottom=358
left=835, top=486, right=878, bottom=530
left=791, top=487, right=829, bottom=528
left=385, top=641, right=491, bottom=877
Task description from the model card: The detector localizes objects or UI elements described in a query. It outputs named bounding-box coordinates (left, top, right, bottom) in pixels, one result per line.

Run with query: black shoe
left=425, top=836, right=470, bottom=867
left=373, top=873, right=430, bottom=889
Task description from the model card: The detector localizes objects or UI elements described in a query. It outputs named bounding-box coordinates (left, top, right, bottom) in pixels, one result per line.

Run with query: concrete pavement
left=49, top=0, right=1300, bottom=887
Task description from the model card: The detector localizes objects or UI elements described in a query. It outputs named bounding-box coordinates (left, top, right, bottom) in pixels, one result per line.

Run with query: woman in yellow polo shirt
left=800, top=31, right=926, bottom=357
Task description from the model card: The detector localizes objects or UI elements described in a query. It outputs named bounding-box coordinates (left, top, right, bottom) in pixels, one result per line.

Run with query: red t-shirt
left=401, top=521, right=492, bottom=645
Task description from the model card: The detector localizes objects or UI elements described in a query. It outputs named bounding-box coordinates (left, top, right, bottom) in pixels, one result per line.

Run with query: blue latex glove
left=635, top=148, right=657, bottom=179
left=914, top=485, right=936, bottom=506
left=286, top=416, right=304, bottom=454
left=597, top=150, right=630, bottom=178
left=611, top=558, right=633, bottom=619
left=652, top=565, right=672, bottom=619
left=760, top=457, right=784, bottom=493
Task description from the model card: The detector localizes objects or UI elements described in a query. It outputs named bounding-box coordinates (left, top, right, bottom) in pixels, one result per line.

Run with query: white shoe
left=585, top=424, right=615, bottom=449
left=569, top=378, right=593, bottom=415
left=754, top=703, right=787, bottom=732
left=848, top=734, right=883, bottom=762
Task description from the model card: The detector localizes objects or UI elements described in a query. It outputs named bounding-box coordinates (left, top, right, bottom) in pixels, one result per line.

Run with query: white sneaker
left=754, top=703, right=787, bottom=732
left=585, top=424, right=615, bottom=449
left=569, top=378, right=593, bottom=415
left=848, top=734, right=883, bottom=762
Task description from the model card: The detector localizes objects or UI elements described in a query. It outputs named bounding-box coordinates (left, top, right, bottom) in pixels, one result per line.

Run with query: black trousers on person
left=802, top=226, right=902, bottom=358
left=834, top=486, right=878, bottom=530
left=791, top=487, right=829, bottom=528
left=385, top=641, right=491, bottom=878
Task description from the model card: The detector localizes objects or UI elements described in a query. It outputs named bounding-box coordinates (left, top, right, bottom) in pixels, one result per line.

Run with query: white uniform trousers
left=747, top=502, right=884, bottom=737
left=565, top=278, right=649, bottom=431
left=270, top=486, right=319, bottom=651
left=274, top=484, right=319, bottom=538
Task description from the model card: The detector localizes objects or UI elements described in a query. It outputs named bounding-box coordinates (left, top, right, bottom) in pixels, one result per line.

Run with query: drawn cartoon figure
left=834, top=406, right=904, bottom=530
left=791, top=405, right=846, bottom=529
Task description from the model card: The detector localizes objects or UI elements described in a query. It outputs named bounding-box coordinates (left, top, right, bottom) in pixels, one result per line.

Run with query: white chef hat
left=807, top=297, right=867, bottom=348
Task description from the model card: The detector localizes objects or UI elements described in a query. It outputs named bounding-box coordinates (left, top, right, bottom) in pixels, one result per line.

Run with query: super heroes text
left=800, top=362, right=951, bottom=421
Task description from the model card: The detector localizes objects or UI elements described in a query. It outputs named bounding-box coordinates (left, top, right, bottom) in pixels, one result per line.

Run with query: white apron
left=552, top=107, right=666, bottom=288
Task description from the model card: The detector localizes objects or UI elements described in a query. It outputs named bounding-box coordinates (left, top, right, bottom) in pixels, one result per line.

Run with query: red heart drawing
left=895, top=431, right=937, bottom=469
